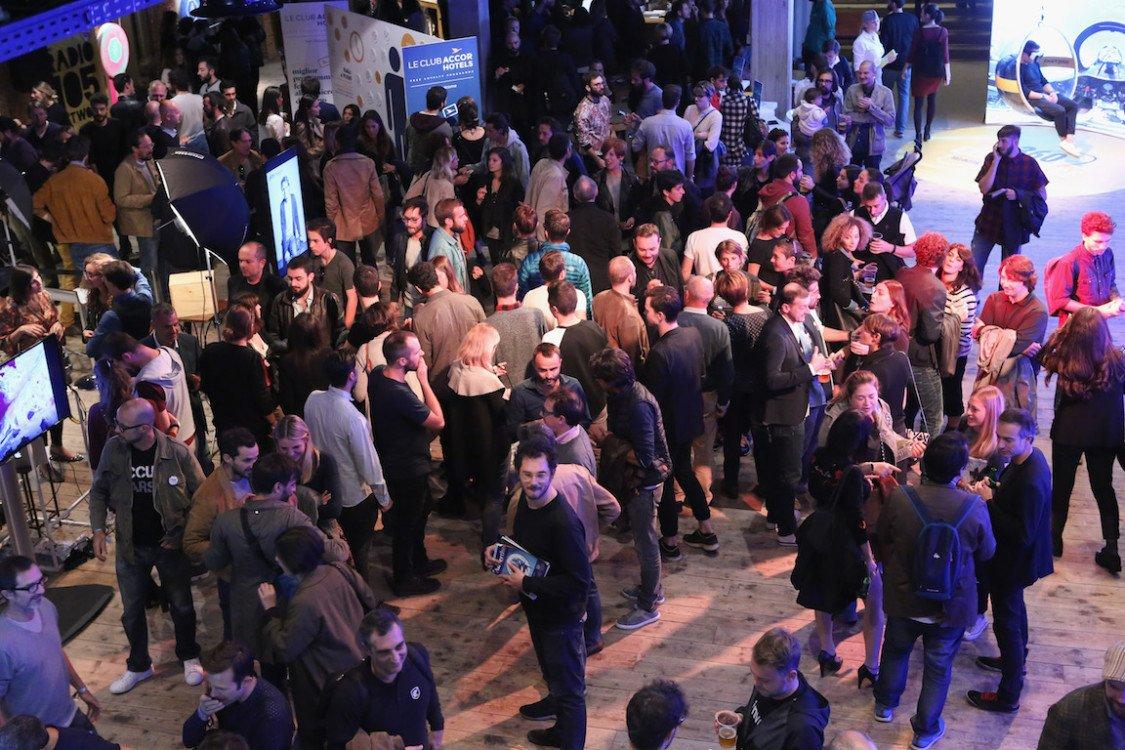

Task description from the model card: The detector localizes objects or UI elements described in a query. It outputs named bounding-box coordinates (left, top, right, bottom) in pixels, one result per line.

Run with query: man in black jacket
left=487, top=435, right=593, bottom=750
left=756, top=284, right=832, bottom=545
left=642, top=285, right=715, bottom=558
left=390, top=197, right=436, bottom=305
left=967, top=408, right=1053, bottom=713
left=567, top=177, right=622, bottom=294
left=722, top=628, right=830, bottom=749
left=592, top=348, right=671, bottom=632
left=628, top=224, right=683, bottom=305
left=266, top=253, right=344, bottom=353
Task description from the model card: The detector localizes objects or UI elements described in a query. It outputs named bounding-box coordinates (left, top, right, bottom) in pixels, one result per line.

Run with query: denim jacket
left=90, top=431, right=205, bottom=564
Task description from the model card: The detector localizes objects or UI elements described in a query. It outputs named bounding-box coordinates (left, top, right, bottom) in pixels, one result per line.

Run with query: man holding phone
left=970, top=125, right=1048, bottom=278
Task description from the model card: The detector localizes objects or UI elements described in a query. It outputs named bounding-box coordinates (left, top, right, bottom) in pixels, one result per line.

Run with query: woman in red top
left=905, top=3, right=951, bottom=144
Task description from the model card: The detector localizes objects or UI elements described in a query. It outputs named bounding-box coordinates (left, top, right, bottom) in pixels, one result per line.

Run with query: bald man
left=677, top=276, right=733, bottom=504
left=592, top=256, right=649, bottom=365
left=89, top=398, right=205, bottom=695
left=843, top=60, right=895, bottom=169
left=567, top=175, right=622, bottom=293
left=228, top=240, right=288, bottom=318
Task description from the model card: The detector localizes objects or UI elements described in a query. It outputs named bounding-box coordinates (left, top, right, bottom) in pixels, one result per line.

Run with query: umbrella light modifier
left=156, top=149, right=249, bottom=265
left=0, top=157, right=33, bottom=265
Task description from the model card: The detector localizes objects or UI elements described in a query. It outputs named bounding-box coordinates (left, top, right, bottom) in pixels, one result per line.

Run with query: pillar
left=752, top=0, right=794, bottom=114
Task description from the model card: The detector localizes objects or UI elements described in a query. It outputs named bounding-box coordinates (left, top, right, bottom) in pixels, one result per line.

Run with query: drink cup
left=719, top=725, right=737, bottom=747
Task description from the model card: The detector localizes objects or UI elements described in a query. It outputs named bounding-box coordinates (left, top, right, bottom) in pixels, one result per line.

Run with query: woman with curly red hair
left=897, top=231, right=949, bottom=434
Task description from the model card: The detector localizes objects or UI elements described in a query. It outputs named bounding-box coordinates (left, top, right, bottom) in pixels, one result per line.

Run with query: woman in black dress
left=797, top=410, right=895, bottom=683
left=472, top=146, right=525, bottom=265
left=1041, top=308, right=1125, bottom=572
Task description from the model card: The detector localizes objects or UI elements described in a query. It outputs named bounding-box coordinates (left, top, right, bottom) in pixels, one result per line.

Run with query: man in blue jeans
left=880, top=0, right=919, bottom=138
left=873, top=433, right=996, bottom=749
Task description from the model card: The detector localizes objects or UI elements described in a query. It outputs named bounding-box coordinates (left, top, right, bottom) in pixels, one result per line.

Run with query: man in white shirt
left=168, top=70, right=205, bottom=146
left=303, top=351, right=391, bottom=571
left=681, top=192, right=747, bottom=280
left=103, top=330, right=196, bottom=445
left=524, top=250, right=588, bottom=328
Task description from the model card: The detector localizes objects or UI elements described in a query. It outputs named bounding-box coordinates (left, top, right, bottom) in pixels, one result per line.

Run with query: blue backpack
left=903, top=486, right=977, bottom=602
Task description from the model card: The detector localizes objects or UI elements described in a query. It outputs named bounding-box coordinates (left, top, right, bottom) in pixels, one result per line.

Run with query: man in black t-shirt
left=485, top=436, right=593, bottom=750
left=325, top=608, right=444, bottom=750
left=367, top=330, right=447, bottom=597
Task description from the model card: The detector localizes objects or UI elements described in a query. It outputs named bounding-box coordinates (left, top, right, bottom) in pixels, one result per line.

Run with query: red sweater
left=759, top=177, right=818, bottom=260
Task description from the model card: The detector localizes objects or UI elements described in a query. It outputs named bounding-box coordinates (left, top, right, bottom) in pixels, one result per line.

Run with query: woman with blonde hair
left=819, top=213, right=873, bottom=330
left=1041, top=307, right=1125, bottom=572
left=446, top=323, right=508, bottom=549
left=273, top=414, right=343, bottom=531
left=405, top=144, right=459, bottom=227
left=31, top=81, right=68, bottom=126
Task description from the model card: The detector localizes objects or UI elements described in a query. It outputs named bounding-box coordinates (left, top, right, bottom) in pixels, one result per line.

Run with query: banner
left=985, top=0, right=1125, bottom=140
left=325, top=8, right=441, bottom=159
left=47, top=34, right=104, bottom=129
left=280, top=1, right=348, bottom=107
left=402, top=37, right=482, bottom=119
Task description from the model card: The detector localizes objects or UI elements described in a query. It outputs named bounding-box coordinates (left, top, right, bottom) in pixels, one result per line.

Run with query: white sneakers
left=963, top=614, right=989, bottom=642
left=183, top=658, right=204, bottom=686
left=1060, top=140, right=1083, bottom=157
left=109, top=668, right=154, bottom=695
left=108, top=659, right=202, bottom=695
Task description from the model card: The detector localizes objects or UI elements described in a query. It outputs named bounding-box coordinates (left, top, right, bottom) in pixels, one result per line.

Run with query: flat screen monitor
left=0, top=337, right=71, bottom=464
left=265, top=147, right=307, bottom=277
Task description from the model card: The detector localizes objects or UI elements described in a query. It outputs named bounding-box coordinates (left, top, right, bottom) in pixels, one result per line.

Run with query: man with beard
left=971, top=125, right=1048, bottom=276
left=486, top=435, right=592, bottom=749
left=843, top=61, right=895, bottom=169
left=573, top=72, right=611, bottom=163
left=426, top=198, right=472, bottom=292
left=507, top=342, right=592, bottom=442
left=78, top=93, right=127, bottom=192
left=625, top=59, right=664, bottom=127
left=0, top=556, right=102, bottom=733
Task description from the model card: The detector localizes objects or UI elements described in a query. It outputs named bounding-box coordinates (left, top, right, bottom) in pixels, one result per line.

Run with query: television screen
left=0, top=337, right=71, bottom=464
left=985, top=0, right=1125, bottom=139
left=265, top=148, right=307, bottom=277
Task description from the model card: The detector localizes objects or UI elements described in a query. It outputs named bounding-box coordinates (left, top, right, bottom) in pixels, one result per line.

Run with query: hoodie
left=405, top=111, right=453, bottom=174
left=734, top=672, right=830, bottom=750
left=85, top=288, right=153, bottom=359
left=758, top=178, right=818, bottom=261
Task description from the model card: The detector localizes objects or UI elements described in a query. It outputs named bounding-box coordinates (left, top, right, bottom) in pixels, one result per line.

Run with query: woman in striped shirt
left=939, top=242, right=981, bottom=420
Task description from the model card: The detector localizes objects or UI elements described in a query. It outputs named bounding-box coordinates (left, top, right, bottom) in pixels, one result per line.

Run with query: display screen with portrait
left=265, top=148, right=308, bottom=276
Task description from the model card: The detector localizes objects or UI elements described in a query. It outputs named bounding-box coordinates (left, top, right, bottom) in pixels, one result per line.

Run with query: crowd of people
left=0, top=1, right=1123, bottom=750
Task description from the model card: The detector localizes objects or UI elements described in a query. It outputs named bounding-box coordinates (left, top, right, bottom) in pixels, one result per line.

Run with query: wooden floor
left=18, top=61, right=1125, bottom=749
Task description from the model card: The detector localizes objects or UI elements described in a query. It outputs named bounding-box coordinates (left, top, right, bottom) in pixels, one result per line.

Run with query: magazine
left=490, top=536, right=551, bottom=599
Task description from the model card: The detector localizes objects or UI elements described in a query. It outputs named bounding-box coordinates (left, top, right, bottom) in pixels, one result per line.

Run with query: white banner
left=325, top=8, right=440, bottom=160
left=281, top=1, right=348, bottom=107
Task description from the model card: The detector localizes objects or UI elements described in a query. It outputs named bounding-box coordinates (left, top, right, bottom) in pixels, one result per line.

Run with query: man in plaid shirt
left=573, top=72, right=611, bottom=161
left=719, top=77, right=761, bottom=167
left=971, top=124, right=1048, bottom=276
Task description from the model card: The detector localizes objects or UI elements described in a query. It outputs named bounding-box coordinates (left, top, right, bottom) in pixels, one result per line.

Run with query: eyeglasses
left=817, top=78, right=835, bottom=84
left=117, top=422, right=149, bottom=433
left=11, top=576, right=46, bottom=592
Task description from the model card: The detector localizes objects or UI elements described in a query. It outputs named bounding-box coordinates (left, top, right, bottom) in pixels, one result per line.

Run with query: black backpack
left=903, top=486, right=976, bottom=602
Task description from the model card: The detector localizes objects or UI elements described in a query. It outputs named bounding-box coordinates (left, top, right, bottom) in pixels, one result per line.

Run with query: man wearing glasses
left=89, top=398, right=205, bottom=696
left=0, top=556, right=102, bottom=733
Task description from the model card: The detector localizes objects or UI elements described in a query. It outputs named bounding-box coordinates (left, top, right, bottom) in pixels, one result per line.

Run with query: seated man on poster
left=1019, top=40, right=1082, bottom=157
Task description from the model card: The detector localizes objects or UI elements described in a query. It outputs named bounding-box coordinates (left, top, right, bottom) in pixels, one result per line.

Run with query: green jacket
left=89, top=431, right=204, bottom=564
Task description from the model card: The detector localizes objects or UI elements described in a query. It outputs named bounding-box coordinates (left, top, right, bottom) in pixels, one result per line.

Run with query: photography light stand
left=0, top=458, right=33, bottom=557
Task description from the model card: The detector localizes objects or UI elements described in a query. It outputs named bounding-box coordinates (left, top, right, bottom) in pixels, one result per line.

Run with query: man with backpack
left=965, top=409, right=1053, bottom=714
left=873, top=432, right=996, bottom=750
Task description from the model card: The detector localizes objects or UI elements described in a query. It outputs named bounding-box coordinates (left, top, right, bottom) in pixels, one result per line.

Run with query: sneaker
left=894, top=130, right=905, bottom=138
left=183, top=658, right=204, bottom=686
left=683, top=530, right=719, bottom=553
left=966, top=690, right=1019, bottom=713
left=873, top=704, right=894, bottom=723
left=526, top=727, right=562, bottom=747
left=910, top=718, right=946, bottom=749
left=776, top=533, right=797, bottom=547
left=390, top=576, right=441, bottom=597
left=519, top=698, right=556, bottom=721
left=616, top=606, right=660, bottom=631
left=963, top=614, right=989, bottom=641
left=1060, top=140, right=1082, bottom=157
left=109, top=668, right=154, bottom=695
left=659, top=540, right=682, bottom=560
left=621, top=585, right=666, bottom=604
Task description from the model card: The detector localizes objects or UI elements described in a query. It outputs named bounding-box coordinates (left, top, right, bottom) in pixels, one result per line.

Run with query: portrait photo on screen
left=0, top=338, right=71, bottom=463
left=266, top=148, right=308, bottom=276
left=986, top=0, right=1125, bottom=139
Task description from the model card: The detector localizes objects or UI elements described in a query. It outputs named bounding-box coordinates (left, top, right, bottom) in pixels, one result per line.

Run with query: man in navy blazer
left=755, top=283, right=831, bottom=545
left=967, top=408, right=1053, bottom=714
